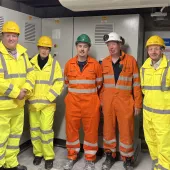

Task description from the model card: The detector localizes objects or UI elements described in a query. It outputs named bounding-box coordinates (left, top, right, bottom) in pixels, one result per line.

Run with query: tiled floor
left=18, top=147, right=152, bottom=170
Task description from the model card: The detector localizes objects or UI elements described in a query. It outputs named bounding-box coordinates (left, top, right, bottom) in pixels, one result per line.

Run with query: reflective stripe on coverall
left=0, top=41, right=35, bottom=168
left=64, top=56, right=102, bottom=161
left=100, top=51, right=142, bottom=160
left=29, top=54, right=63, bottom=160
left=141, top=55, right=170, bottom=170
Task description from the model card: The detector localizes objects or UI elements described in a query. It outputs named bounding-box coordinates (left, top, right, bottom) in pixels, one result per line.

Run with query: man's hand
left=134, top=108, right=141, bottom=116
left=17, top=89, right=27, bottom=100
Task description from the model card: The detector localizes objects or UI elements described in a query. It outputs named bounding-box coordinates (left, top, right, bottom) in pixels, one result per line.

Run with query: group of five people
left=0, top=21, right=169, bottom=170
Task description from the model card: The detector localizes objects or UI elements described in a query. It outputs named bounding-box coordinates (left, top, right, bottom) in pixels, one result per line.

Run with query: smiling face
left=38, top=46, right=50, bottom=59
left=107, top=41, right=121, bottom=57
left=147, top=45, right=164, bottom=62
left=76, top=42, right=90, bottom=58
left=2, top=33, right=19, bottom=50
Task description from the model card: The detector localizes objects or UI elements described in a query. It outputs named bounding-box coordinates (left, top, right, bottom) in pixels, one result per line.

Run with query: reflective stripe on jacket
left=0, top=41, right=35, bottom=110
left=28, top=54, right=63, bottom=111
left=64, top=56, right=103, bottom=94
left=140, top=55, right=170, bottom=119
left=100, top=51, right=142, bottom=108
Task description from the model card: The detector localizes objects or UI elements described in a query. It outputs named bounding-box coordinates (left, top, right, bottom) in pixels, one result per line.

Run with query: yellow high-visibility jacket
left=0, top=41, right=35, bottom=110
left=140, top=55, right=170, bottom=122
left=28, top=54, right=63, bottom=112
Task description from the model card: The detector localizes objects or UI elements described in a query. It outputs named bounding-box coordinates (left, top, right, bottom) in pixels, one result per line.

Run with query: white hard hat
left=103, top=32, right=122, bottom=43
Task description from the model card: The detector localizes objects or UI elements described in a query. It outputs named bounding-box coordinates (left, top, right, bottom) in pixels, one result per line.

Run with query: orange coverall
left=100, top=51, right=142, bottom=160
left=64, top=55, right=103, bottom=161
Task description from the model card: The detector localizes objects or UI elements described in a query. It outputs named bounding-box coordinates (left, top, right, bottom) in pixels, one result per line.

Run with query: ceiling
left=1, top=0, right=170, bottom=30
left=10, top=0, right=170, bottom=14
left=12, top=0, right=62, bottom=8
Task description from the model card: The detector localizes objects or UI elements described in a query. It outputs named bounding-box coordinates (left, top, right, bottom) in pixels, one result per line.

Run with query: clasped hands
left=17, top=89, right=27, bottom=100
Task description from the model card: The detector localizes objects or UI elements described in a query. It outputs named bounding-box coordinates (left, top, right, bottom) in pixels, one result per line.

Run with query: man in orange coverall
left=100, top=32, right=142, bottom=170
left=63, top=34, right=103, bottom=170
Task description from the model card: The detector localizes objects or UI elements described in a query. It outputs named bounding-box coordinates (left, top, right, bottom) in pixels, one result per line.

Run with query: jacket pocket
left=102, top=66, right=110, bottom=74
left=85, top=70, right=96, bottom=79
left=67, top=70, right=77, bottom=78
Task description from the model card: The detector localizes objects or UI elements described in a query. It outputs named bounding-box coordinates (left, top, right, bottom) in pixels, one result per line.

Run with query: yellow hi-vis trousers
left=0, top=108, right=24, bottom=168
left=29, top=108, right=55, bottom=160
left=144, top=110, right=170, bottom=170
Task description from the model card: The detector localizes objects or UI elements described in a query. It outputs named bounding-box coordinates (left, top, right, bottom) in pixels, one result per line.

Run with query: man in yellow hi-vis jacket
left=28, top=36, right=63, bottom=170
left=141, top=35, right=170, bottom=170
left=0, top=21, right=35, bottom=170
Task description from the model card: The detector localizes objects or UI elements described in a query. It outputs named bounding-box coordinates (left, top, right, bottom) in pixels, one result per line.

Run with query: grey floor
left=18, top=147, right=152, bottom=170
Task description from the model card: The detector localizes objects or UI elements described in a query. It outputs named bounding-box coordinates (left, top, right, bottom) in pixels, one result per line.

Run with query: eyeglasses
left=147, top=47, right=162, bottom=52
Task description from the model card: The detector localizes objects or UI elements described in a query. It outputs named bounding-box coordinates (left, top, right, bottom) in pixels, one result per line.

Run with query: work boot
left=123, top=157, right=134, bottom=170
left=45, top=159, right=53, bottom=169
left=16, top=165, right=27, bottom=170
left=83, top=160, right=95, bottom=170
left=102, top=152, right=115, bottom=170
left=3, top=165, right=27, bottom=170
left=33, top=156, right=43, bottom=165
left=63, top=159, right=77, bottom=170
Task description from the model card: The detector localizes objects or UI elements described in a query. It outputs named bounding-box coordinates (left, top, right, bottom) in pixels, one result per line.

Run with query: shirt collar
left=150, top=57, right=162, bottom=69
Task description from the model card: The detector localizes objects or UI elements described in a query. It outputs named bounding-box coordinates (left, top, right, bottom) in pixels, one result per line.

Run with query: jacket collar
left=30, top=53, right=53, bottom=67
left=70, top=55, right=94, bottom=64
left=0, top=41, right=27, bottom=56
left=106, top=51, right=126, bottom=62
left=142, top=55, right=168, bottom=69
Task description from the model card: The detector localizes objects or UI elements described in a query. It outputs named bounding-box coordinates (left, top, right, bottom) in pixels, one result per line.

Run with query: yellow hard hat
left=2, top=21, right=20, bottom=34
left=37, top=36, right=53, bottom=48
left=146, top=35, right=165, bottom=48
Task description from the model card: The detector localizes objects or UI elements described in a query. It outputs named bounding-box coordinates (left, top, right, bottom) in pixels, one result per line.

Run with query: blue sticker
left=163, top=38, right=170, bottom=46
